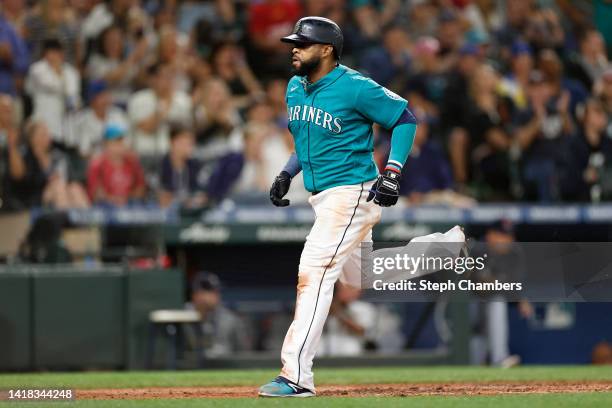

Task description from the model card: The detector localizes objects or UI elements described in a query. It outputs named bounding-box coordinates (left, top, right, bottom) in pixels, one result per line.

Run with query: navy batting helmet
left=281, top=16, right=343, bottom=59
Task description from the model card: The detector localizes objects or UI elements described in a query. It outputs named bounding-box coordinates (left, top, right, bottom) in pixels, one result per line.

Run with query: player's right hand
left=367, top=169, right=401, bottom=207
left=270, top=171, right=292, bottom=207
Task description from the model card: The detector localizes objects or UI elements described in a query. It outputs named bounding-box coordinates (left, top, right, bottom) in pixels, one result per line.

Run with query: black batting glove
left=270, top=171, right=292, bottom=207
left=367, top=169, right=401, bottom=207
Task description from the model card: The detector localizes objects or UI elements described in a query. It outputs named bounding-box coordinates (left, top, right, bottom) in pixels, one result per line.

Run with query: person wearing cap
left=25, top=38, right=80, bottom=145
left=68, top=80, right=128, bottom=158
left=185, top=272, right=252, bottom=358
left=498, top=41, right=533, bottom=111
left=86, top=124, right=145, bottom=207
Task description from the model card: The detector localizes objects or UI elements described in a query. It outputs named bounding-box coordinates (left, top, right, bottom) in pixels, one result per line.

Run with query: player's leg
left=339, top=230, right=373, bottom=289
left=278, top=182, right=380, bottom=392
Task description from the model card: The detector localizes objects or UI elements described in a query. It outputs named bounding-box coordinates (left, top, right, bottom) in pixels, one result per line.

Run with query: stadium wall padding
left=0, top=267, right=183, bottom=371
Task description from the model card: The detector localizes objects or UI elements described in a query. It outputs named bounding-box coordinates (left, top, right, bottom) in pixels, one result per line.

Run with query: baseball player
left=259, top=16, right=417, bottom=397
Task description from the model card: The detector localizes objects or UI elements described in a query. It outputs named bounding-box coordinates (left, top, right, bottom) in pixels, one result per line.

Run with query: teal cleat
left=258, top=376, right=315, bottom=397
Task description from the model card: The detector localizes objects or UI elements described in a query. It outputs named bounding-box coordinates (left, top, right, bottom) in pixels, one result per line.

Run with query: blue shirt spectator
left=0, top=14, right=29, bottom=96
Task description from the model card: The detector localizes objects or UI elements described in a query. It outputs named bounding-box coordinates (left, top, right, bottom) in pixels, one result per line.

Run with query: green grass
left=0, top=366, right=611, bottom=389
left=1, top=367, right=610, bottom=407
left=1, top=394, right=612, bottom=408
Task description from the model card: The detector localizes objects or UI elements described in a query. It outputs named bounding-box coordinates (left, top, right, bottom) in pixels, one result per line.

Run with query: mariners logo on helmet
left=281, top=16, right=344, bottom=59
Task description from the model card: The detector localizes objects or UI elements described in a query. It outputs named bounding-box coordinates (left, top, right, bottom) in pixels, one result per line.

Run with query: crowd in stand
left=0, top=0, right=611, bottom=212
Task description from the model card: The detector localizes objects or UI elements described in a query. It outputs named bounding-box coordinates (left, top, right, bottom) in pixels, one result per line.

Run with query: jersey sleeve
left=354, top=78, right=408, bottom=129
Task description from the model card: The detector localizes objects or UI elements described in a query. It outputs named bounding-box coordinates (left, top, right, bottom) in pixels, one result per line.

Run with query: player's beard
left=292, top=55, right=322, bottom=77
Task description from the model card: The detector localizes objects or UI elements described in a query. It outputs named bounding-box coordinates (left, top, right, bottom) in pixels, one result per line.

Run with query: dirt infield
left=77, top=381, right=612, bottom=399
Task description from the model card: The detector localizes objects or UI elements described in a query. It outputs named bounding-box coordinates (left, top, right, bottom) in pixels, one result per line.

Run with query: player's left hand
left=367, top=169, right=401, bottom=207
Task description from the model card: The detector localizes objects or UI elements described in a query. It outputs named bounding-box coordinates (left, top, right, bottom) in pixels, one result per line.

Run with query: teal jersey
left=286, top=64, right=407, bottom=192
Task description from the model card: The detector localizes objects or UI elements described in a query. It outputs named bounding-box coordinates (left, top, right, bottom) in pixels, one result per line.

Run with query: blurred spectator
left=406, top=0, right=438, bottom=39
left=210, top=41, right=264, bottom=109
left=449, top=64, right=513, bottom=197
left=231, top=120, right=286, bottom=195
left=498, top=41, right=533, bottom=112
left=359, top=25, right=412, bottom=88
left=23, top=0, right=79, bottom=64
left=0, top=7, right=29, bottom=96
left=68, top=80, right=128, bottom=158
left=81, top=0, right=137, bottom=44
left=349, top=0, right=401, bottom=50
left=127, top=63, right=192, bottom=157
left=158, top=125, right=206, bottom=209
left=6, top=120, right=88, bottom=209
left=440, top=43, right=482, bottom=133
left=87, top=124, right=145, bottom=206
left=514, top=71, right=574, bottom=202
left=265, top=78, right=289, bottom=128
left=399, top=107, right=473, bottom=207
left=25, top=38, right=80, bottom=143
left=157, top=25, right=193, bottom=93
left=188, top=0, right=243, bottom=62
left=524, top=8, right=565, bottom=55
left=596, top=69, right=612, bottom=139
left=247, top=0, right=302, bottom=76
left=86, top=24, right=147, bottom=108
left=538, top=49, right=587, bottom=118
left=468, top=64, right=513, bottom=198
left=318, top=283, right=377, bottom=356
left=435, top=8, right=465, bottom=68
left=560, top=98, right=612, bottom=202
left=405, top=36, right=445, bottom=118
left=1, top=0, right=28, bottom=36
left=186, top=272, right=253, bottom=357
left=567, top=27, right=610, bottom=92
left=0, top=93, right=19, bottom=209
left=193, top=77, right=242, bottom=161
left=495, top=0, right=533, bottom=50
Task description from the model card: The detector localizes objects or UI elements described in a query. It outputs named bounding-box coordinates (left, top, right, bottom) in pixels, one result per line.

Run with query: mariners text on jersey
left=285, top=64, right=407, bottom=192
left=287, top=105, right=343, bottom=133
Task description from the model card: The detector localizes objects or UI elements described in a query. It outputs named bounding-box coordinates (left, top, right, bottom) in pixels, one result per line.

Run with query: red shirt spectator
left=248, top=0, right=302, bottom=52
left=87, top=125, right=145, bottom=206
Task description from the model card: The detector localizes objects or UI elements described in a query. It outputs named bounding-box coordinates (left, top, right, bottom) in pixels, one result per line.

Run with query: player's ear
left=323, top=45, right=333, bottom=59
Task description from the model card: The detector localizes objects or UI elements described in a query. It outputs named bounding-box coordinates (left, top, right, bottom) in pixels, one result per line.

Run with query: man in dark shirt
left=159, top=125, right=206, bottom=208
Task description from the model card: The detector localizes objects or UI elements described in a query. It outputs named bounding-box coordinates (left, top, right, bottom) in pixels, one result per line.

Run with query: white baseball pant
left=279, top=180, right=381, bottom=391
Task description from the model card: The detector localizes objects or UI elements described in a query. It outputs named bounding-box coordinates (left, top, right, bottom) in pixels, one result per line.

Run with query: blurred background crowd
left=0, top=0, right=611, bottom=213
